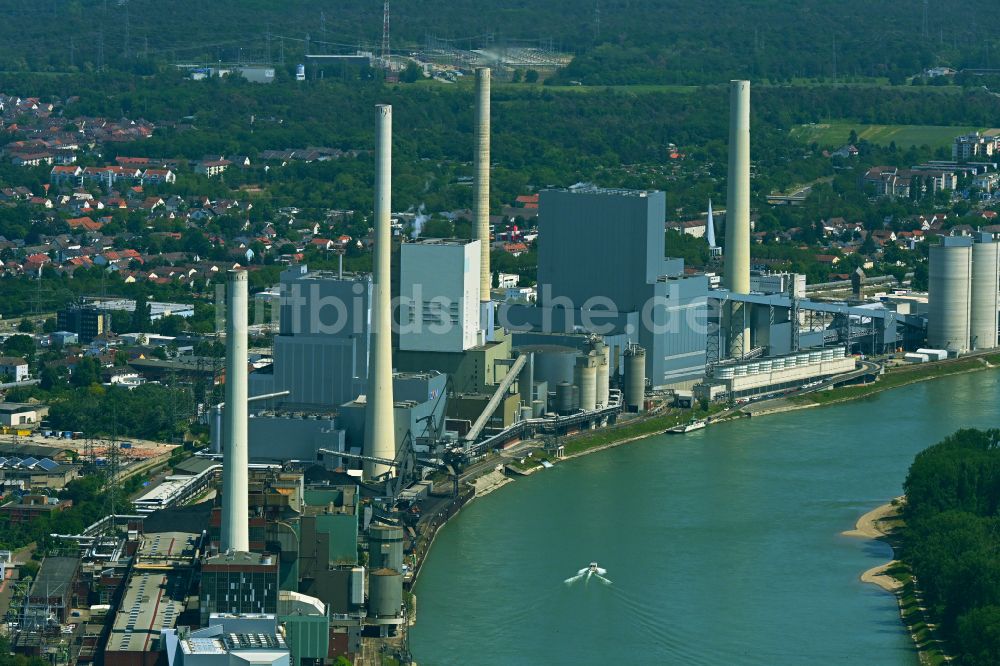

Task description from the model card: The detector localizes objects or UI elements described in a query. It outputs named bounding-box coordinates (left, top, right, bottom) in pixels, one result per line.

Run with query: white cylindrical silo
left=222, top=269, right=249, bottom=553
left=574, top=352, right=597, bottom=412
left=592, top=339, right=610, bottom=408
left=624, top=346, right=646, bottom=413
left=364, top=105, right=397, bottom=480
left=928, top=240, right=973, bottom=354
left=971, top=238, right=999, bottom=350
left=555, top=382, right=574, bottom=415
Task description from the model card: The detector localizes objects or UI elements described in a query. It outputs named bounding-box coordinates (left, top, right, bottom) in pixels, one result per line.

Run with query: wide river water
left=410, top=368, right=1000, bottom=665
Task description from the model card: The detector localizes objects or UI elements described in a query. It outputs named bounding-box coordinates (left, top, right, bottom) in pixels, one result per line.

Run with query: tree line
left=902, top=428, right=1000, bottom=665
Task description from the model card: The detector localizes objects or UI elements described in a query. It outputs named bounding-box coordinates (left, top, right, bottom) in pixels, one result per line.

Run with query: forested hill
left=2, top=0, right=1000, bottom=83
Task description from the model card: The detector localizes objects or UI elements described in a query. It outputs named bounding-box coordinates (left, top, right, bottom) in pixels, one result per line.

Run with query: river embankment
left=845, top=499, right=955, bottom=664
left=843, top=499, right=903, bottom=593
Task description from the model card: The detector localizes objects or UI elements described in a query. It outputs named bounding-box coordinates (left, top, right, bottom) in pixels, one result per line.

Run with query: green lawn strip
left=790, top=121, right=982, bottom=150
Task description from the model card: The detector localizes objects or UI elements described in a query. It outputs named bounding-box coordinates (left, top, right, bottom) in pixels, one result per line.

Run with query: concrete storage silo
left=368, top=569, right=403, bottom=620
left=971, top=234, right=1000, bottom=350
left=523, top=345, right=578, bottom=387
left=591, top=339, right=610, bottom=408
left=928, top=237, right=973, bottom=354
left=368, top=525, right=404, bottom=573
left=574, top=352, right=598, bottom=411
left=624, top=345, right=646, bottom=413
left=555, top=381, right=575, bottom=415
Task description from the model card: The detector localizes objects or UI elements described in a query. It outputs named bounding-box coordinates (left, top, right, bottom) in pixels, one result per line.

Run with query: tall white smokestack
left=364, top=104, right=396, bottom=480
left=724, top=80, right=751, bottom=357
left=706, top=199, right=716, bottom=249
left=221, top=269, right=249, bottom=552
left=474, top=67, right=494, bottom=337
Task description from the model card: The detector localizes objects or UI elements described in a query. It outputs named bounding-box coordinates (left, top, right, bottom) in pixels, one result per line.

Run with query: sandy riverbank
left=843, top=499, right=903, bottom=593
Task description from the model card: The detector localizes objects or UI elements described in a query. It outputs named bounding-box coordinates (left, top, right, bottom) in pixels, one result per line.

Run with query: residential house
left=67, top=216, right=104, bottom=232
left=141, top=168, right=176, bottom=185
left=50, top=165, right=83, bottom=185
left=0, top=357, right=29, bottom=382
left=194, top=159, right=231, bottom=177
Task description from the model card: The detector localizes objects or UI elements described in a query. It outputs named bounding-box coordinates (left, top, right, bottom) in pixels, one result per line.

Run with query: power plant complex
left=24, top=72, right=997, bottom=666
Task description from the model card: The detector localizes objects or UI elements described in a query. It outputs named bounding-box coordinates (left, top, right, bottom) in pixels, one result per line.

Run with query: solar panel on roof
left=35, top=458, right=59, bottom=471
left=20, top=457, right=38, bottom=467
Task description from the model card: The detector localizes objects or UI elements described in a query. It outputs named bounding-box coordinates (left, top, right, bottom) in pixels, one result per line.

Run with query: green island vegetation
left=894, top=429, right=1000, bottom=665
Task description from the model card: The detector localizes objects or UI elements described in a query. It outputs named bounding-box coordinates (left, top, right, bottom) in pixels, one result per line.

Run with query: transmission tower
left=381, top=0, right=390, bottom=69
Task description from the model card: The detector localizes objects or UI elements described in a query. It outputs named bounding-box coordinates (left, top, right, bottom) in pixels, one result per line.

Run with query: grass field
left=791, top=121, right=986, bottom=150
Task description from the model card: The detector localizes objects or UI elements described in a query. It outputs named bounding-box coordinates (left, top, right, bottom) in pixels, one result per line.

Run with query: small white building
left=0, top=357, right=29, bottom=382
left=496, top=272, right=520, bottom=289
left=0, top=402, right=48, bottom=426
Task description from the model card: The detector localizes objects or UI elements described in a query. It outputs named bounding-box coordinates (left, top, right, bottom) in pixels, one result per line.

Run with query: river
left=410, top=368, right=1000, bottom=665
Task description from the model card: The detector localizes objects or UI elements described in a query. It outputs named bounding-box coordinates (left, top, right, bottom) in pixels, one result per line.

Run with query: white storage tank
left=555, top=382, right=575, bottom=415
left=928, top=237, right=973, bottom=354
left=971, top=234, right=1000, bottom=350
left=821, top=348, right=835, bottom=361
left=574, top=351, right=598, bottom=412
left=369, top=569, right=403, bottom=619
left=759, top=360, right=772, bottom=373
left=524, top=345, right=579, bottom=388
left=748, top=362, right=760, bottom=375
left=592, top=339, right=611, bottom=408
left=624, top=345, right=646, bottom=413
left=717, top=366, right=735, bottom=379
left=796, top=354, right=810, bottom=366
left=771, top=357, right=785, bottom=370
left=734, top=364, right=748, bottom=377
left=808, top=351, right=823, bottom=364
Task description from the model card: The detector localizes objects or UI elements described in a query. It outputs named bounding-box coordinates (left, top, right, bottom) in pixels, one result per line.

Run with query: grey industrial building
left=510, top=187, right=709, bottom=388
left=249, top=265, right=372, bottom=410
left=338, top=371, right=449, bottom=453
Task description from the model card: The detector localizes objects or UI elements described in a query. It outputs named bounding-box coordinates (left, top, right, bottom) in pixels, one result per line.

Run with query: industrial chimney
left=724, top=80, right=751, bottom=358
left=474, top=67, right=494, bottom=338
left=364, top=105, right=397, bottom=480
left=221, top=269, right=249, bottom=553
